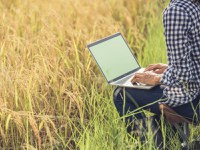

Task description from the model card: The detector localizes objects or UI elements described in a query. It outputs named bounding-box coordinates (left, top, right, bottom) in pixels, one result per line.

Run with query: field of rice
left=0, top=0, right=200, bottom=149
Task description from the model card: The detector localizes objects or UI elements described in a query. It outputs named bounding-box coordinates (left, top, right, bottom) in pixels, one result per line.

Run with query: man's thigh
left=116, top=85, right=165, bottom=115
left=172, top=94, right=200, bottom=122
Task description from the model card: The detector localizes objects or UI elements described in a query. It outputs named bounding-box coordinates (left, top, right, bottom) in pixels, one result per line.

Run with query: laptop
left=87, top=32, right=154, bottom=89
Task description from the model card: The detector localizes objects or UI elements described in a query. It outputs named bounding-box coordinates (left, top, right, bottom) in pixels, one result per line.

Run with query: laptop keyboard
left=114, top=68, right=147, bottom=87
left=115, top=76, right=132, bottom=85
left=116, top=76, right=147, bottom=86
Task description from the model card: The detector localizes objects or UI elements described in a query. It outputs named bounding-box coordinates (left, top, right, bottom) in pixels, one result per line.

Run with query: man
left=113, top=0, right=200, bottom=148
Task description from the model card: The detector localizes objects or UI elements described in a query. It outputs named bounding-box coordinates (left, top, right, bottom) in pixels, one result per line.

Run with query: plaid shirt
left=160, top=0, right=200, bottom=107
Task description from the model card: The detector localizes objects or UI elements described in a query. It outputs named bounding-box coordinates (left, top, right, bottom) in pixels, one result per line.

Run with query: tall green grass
left=0, top=0, right=199, bottom=149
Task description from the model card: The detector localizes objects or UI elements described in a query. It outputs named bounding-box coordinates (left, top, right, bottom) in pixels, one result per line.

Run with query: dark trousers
left=113, top=85, right=200, bottom=124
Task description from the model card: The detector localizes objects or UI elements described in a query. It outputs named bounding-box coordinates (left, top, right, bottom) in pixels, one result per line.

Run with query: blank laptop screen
left=88, top=34, right=140, bottom=82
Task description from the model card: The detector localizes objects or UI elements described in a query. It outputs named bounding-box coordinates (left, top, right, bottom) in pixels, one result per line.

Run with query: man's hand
left=131, top=71, right=161, bottom=86
left=144, top=63, right=168, bottom=74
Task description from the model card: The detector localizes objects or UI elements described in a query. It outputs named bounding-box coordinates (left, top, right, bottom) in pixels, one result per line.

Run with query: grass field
left=0, top=0, right=199, bottom=149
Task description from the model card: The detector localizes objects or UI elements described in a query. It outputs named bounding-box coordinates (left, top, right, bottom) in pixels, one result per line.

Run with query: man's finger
left=131, top=77, right=140, bottom=83
left=154, top=69, right=164, bottom=74
left=146, top=64, right=154, bottom=68
left=144, top=65, right=153, bottom=70
left=144, top=65, right=159, bottom=72
left=146, top=65, right=158, bottom=70
left=131, top=75, right=140, bottom=81
left=145, top=66, right=155, bottom=71
left=134, top=73, right=144, bottom=78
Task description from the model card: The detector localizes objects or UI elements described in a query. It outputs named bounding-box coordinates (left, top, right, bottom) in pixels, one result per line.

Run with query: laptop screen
left=88, top=33, right=140, bottom=82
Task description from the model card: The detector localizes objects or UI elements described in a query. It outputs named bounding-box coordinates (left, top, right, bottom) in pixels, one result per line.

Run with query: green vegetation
left=0, top=0, right=199, bottom=149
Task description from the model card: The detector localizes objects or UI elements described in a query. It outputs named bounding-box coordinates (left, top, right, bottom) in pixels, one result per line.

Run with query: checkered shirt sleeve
left=160, top=3, right=200, bottom=107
